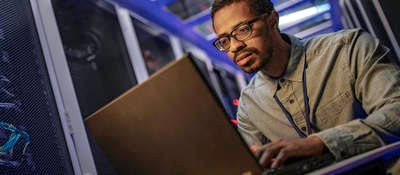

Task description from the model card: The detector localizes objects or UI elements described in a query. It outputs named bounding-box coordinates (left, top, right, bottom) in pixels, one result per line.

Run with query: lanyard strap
left=273, top=55, right=311, bottom=138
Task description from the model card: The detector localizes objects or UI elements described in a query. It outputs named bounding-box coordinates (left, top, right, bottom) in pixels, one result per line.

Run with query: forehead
left=213, top=1, right=256, bottom=35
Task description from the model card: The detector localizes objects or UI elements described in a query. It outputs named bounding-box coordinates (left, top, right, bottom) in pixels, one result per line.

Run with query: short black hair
left=210, top=0, right=274, bottom=20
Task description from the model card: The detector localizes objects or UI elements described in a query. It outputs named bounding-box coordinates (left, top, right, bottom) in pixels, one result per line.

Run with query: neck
left=261, top=34, right=291, bottom=78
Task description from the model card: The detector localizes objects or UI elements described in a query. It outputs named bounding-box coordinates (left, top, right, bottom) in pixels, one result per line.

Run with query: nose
left=230, top=38, right=246, bottom=53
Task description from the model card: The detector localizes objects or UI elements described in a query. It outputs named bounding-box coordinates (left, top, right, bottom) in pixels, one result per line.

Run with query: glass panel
left=213, top=67, right=240, bottom=119
left=193, top=19, right=215, bottom=40
left=52, top=0, right=137, bottom=118
left=52, top=1, right=137, bottom=174
left=167, top=0, right=211, bottom=20
left=132, top=19, right=176, bottom=75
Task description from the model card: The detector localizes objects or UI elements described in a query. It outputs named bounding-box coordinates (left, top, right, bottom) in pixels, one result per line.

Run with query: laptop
left=85, top=54, right=262, bottom=175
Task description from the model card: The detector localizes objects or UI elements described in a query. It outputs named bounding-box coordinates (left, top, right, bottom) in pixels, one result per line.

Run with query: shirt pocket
left=315, top=90, right=354, bottom=130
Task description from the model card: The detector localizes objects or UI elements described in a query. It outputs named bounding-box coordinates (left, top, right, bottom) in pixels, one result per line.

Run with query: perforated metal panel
left=0, top=0, right=74, bottom=174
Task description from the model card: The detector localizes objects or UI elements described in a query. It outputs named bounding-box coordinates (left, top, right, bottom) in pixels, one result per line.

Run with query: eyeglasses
left=213, top=14, right=266, bottom=52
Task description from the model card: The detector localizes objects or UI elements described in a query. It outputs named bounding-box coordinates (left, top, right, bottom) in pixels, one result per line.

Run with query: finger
left=259, top=151, right=273, bottom=168
left=271, top=148, right=290, bottom=168
left=259, top=145, right=282, bottom=168
left=253, top=147, right=264, bottom=158
left=250, top=145, right=261, bottom=154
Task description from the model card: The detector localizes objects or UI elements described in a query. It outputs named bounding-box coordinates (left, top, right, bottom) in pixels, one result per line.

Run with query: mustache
left=233, top=48, right=259, bottom=63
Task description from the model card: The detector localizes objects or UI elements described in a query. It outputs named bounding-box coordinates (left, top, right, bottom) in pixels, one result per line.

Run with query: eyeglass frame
left=213, top=13, right=269, bottom=52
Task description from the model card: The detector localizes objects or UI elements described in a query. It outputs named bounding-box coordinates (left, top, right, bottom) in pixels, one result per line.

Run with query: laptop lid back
left=85, top=54, right=262, bottom=175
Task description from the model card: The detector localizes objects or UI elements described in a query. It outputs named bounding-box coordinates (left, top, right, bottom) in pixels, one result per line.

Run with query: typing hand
left=252, top=136, right=326, bottom=169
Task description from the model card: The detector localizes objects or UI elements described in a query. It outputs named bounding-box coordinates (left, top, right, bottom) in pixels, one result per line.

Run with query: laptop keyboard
left=263, top=153, right=335, bottom=175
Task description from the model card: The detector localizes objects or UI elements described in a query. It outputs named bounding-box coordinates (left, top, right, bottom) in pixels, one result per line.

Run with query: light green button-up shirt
left=237, top=29, right=400, bottom=160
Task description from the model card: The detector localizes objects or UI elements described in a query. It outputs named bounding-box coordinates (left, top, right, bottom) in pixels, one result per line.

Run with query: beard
left=238, top=48, right=272, bottom=74
left=242, top=55, right=269, bottom=73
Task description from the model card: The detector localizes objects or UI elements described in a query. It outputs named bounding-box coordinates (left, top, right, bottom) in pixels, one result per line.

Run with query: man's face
left=213, top=1, right=274, bottom=73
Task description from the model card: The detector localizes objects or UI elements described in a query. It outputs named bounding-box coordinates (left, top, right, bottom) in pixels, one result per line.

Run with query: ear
left=268, top=10, right=279, bottom=30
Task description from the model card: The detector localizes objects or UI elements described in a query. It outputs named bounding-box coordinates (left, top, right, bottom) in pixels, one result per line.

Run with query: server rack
left=372, top=0, right=400, bottom=60
left=338, top=0, right=355, bottom=29
left=1, top=0, right=97, bottom=174
left=338, top=0, right=400, bottom=61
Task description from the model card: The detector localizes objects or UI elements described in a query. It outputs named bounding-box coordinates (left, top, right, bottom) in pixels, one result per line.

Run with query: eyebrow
left=217, top=20, right=249, bottom=38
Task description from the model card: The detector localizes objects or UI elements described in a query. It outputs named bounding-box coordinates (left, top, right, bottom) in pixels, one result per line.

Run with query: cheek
left=227, top=52, right=235, bottom=60
left=256, top=34, right=273, bottom=55
left=247, top=37, right=270, bottom=53
left=259, top=42, right=272, bottom=55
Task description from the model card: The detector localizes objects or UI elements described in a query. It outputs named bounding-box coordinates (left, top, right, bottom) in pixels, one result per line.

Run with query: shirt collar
left=281, top=34, right=305, bottom=82
left=253, top=34, right=305, bottom=97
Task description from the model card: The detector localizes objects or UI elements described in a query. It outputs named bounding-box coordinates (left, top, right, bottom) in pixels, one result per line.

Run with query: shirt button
left=289, top=99, right=295, bottom=104
left=301, top=126, right=307, bottom=131
left=279, top=79, right=285, bottom=83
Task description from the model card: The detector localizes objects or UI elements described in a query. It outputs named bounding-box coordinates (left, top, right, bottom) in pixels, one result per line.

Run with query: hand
left=252, top=136, right=326, bottom=168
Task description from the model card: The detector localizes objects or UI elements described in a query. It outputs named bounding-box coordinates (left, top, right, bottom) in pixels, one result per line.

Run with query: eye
left=219, top=37, right=230, bottom=46
left=236, top=25, right=250, bottom=35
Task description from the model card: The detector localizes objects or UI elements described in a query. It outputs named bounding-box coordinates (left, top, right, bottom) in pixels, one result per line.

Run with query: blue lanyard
left=273, top=56, right=312, bottom=138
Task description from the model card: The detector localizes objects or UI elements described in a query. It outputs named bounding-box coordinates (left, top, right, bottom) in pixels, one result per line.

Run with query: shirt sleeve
left=236, top=95, right=265, bottom=147
left=312, top=30, right=400, bottom=160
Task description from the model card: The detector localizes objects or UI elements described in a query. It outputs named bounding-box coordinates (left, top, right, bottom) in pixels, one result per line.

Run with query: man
left=211, top=0, right=400, bottom=169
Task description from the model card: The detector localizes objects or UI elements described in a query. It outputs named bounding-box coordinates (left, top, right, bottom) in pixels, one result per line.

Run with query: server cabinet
left=0, top=0, right=89, bottom=174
